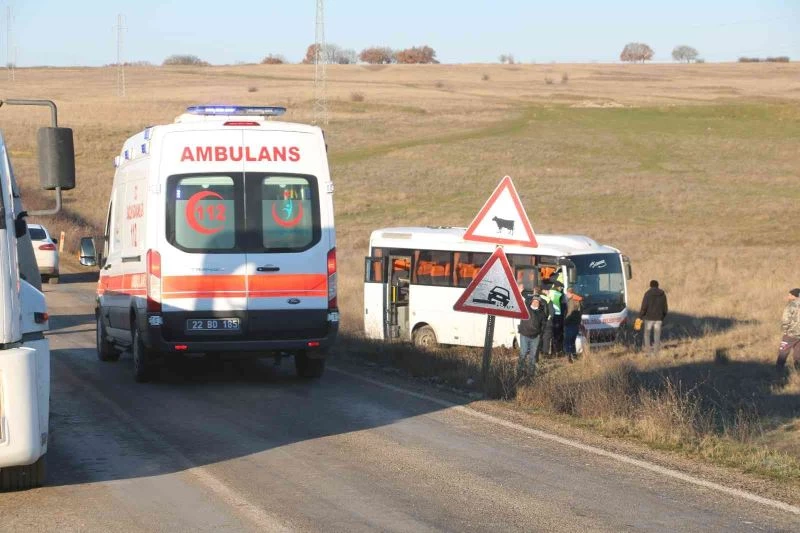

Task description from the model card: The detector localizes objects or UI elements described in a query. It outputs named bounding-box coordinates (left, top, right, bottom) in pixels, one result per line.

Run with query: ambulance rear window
left=255, top=175, right=319, bottom=252
left=167, top=175, right=240, bottom=252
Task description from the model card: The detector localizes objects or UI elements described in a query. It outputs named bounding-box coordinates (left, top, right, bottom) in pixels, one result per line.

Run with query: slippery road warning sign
left=463, top=175, right=538, bottom=248
left=453, top=247, right=529, bottom=320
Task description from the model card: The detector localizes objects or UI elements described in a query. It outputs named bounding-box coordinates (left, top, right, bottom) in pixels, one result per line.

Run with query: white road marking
left=330, top=365, right=800, bottom=517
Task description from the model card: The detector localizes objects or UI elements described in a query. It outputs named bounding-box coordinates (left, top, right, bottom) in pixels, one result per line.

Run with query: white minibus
left=364, top=227, right=632, bottom=348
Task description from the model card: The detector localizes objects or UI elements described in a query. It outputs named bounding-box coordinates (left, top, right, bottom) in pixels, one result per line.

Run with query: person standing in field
left=563, top=288, right=584, bottom=363
left=777, top=288, right=800, bottom=369
left=639, top=280, right=668, bottom=356
left=517, top=293, right=547, bottom=379
left=549, top=280, right=565, bottom=354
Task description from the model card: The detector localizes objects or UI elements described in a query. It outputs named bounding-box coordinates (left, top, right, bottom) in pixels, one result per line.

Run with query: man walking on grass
left=777, top=288, right=800, bottom=370
left=517, top=292, right=547, bottom=379
left=639, top=280, right=668, bottom=356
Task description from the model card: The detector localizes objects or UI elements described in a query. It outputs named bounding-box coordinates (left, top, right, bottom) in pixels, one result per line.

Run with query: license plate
left=186, top=318, right=241, bottom=332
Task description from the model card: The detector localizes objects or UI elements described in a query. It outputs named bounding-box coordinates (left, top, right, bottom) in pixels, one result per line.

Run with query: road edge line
left=329, top=365, right=800, bottom=516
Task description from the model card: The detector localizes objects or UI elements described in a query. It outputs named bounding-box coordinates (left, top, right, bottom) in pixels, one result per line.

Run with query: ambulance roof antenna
left=115, top=13, right=127, bottom=97
left=312, top=0, right=328, bottom=126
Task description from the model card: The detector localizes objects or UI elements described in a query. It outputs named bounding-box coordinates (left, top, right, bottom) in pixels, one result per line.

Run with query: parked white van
left=83, top=105, right=338, bottom=382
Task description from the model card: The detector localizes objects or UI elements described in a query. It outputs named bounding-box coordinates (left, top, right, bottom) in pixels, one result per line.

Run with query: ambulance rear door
left=159, top=130, right=248, bottom=340
left=242, top=129, right=331, bottom=342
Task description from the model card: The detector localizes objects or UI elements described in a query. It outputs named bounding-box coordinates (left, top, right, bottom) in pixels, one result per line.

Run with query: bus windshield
left=569, top=253, right=625, bottom=313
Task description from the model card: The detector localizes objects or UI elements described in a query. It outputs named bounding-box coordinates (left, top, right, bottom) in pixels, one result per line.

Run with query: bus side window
left=431, top=262, right=451, bottom=286
left=416, top=260, right=433, bottom=284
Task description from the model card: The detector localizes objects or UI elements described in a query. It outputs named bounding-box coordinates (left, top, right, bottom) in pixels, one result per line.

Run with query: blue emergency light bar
left=185, top=105, right=286, bottom=117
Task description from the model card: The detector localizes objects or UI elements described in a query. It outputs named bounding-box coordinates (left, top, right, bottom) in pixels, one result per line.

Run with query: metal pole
left=481, top=314, right=496, bottom=396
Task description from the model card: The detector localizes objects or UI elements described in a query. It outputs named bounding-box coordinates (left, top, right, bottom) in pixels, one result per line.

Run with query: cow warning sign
left=463, top=175, right=538, bottom=248
left=453, top=247, right=529, bottom=320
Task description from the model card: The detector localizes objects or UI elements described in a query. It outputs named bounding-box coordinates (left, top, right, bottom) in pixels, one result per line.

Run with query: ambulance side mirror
left=38, top=127, right=76, bottom=191
left=79, top=236, right=98, bottom=267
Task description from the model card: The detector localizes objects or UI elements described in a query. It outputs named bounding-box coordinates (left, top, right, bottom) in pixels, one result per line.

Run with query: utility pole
left=313, top=0, right=328, bottom=125
left=6, top=6, right=14, bottom=82
left=115, top=14, right=127, bottom=97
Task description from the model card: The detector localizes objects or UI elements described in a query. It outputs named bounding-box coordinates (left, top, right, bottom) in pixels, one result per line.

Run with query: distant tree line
left=738, top=56, right=790, bottom=63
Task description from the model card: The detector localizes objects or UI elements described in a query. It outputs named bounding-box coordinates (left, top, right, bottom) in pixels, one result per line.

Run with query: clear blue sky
left=4, top=0, right=798, bottom=66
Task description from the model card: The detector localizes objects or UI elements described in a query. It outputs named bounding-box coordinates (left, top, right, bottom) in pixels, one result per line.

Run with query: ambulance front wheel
left=413, top=325, right=437, bottom=349
left=295, top=351, right=325, bottom=379
left=132, top=327, right=157, bottom=383
left=96, top=313, right=120, bottom=362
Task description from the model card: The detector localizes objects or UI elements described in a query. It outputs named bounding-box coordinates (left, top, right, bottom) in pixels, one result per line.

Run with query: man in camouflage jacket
left=777, top=288, right=800, bottom=369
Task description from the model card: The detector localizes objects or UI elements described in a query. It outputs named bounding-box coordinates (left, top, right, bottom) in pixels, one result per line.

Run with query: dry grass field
left=1, top=62, right=799, bottom=484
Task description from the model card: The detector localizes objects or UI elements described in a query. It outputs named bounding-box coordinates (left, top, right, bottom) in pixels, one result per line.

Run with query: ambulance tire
left=0, top=454, right=46, bottom=492
left=96, top=313, right=120, bottom=362
left=132, top=327, right=156, bottom=383
left=295, top=352, right=325, bottom=379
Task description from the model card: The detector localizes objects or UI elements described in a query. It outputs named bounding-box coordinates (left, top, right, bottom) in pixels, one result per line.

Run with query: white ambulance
left=84, top=106, right=338, bottom=382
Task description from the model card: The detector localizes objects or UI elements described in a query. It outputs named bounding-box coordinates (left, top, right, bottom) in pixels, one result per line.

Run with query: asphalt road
left=1, top=274, right=798, bottom=532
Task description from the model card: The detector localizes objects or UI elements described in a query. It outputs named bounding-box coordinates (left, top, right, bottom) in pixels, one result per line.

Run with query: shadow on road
left=45, top=311, right=466, bottom=488
left=58, top=271, right=99, bottom=284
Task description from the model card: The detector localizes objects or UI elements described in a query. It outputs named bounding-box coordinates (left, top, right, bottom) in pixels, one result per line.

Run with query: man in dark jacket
left=563, top=288, right=584, bottom=362
left=639, top=280, right=668, bottom=356
left=518, top=296, right=547, bottom=378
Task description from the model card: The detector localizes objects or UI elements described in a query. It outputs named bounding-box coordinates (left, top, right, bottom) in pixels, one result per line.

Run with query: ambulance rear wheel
left=413, top=325, right=437, bottom=349
left=295, top=352, right=325, bottom=379
left=132, top=327, right=155, bottom=383
left=97, top=313, right=120, bottom=362
left=0, top=454, right=46, bottom=491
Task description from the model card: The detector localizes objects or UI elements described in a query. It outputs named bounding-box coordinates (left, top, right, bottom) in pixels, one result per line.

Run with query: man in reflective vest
left=550, top=280, right=565, bottom=354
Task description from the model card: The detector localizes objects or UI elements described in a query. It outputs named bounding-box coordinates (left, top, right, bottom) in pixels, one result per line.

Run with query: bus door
left=364, top=255, right=388, bottom=339
left=387, top=255, right=412, bottom=340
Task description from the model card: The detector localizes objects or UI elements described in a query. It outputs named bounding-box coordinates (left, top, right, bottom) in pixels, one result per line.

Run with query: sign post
left=454, top=175, right=538, bottom=396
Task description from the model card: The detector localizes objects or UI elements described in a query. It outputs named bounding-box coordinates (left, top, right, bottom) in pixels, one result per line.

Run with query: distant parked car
left=28, top=223, right=59, bottom=284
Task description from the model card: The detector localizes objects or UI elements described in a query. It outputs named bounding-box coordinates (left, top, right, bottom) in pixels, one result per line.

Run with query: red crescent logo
left=186, top=191, right=225, bottom=235
left=271, top=202, right=304, bottom=228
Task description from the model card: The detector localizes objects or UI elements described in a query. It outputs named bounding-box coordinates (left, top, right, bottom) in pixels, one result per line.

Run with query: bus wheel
left=0, top=454, right=46, bottom=491
left=97, top=313, right=120, bottom=362
left=132, top=327, right=155, bottom=383
left=413, top=325, right=437, bottom=348
left=295, top=352, right=325, bottom=379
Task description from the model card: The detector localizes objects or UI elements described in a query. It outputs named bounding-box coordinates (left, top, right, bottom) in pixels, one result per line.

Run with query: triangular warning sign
left=453, top=247, right=530, bottom=319
left=464, top=175, right=538, bottom=248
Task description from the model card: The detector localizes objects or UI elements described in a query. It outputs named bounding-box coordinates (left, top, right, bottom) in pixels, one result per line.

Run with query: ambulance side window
left=166, top=174, right=241, bottom=252
left=252, top=174, right=320, bottom=252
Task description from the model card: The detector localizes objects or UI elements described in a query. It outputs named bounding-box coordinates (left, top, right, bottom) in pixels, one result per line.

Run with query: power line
left=313, top=0, right=328, bottom=126
left=6, top=5, right=14, bottom=81
left=115, top=13, right=127, bottom=97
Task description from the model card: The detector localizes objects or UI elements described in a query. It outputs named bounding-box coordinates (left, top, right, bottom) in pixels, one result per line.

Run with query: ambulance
left=83, top=106, right=338, bottom=382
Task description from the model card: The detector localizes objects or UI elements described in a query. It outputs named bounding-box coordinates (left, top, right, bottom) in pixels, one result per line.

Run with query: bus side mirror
left=567, top=266, right=577, bottom=284
left=622, top=255, right=632, bottom=281
left=38, top=127, right=76, bottom=191
left=79, top=236, right=98, bottom=267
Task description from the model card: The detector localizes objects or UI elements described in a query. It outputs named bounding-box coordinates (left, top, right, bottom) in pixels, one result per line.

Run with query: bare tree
left=672, top=45, right=699, bottom=63
left=499, top=54, right=515, bottom=65
left=163, top=54, right=209, bottom=66
left=620, top=43, right=654, bottom=63
left=325, top=44, right=357, bottom=64
left=359, top=46, right=395, bottom=64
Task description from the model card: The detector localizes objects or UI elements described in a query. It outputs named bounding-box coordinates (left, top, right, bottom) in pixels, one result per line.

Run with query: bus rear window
left=168, top=175, right=239, bottom=251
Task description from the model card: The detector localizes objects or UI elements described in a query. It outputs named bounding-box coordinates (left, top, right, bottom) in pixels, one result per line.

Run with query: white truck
left=0, top=99, right=75, bottom=490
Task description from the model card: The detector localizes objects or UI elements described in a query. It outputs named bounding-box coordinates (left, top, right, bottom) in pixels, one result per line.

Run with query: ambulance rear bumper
left=137, top=310, right=339, bottom=356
